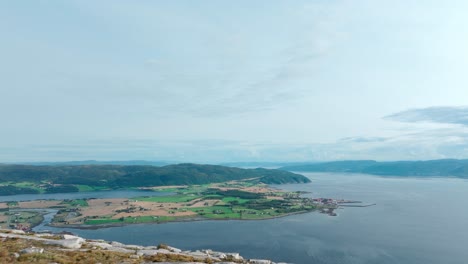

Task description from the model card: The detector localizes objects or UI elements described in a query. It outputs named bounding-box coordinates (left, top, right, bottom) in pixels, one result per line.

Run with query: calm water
left=0, top=189, right=168, bottom=202
left=29, top=173, right=468, bottom=263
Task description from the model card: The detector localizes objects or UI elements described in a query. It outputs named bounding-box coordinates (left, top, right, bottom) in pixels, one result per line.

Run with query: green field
left=185, top=205, right=286, bottom=220
left=187, top=205, right=240, bottom=219
left=84, top=215, right=179, bottom=225
left=84, top=218, right=122, bottom=225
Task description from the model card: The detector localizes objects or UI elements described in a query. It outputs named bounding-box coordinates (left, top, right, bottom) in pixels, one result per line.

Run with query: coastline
left=46, top=209, right=320, bottom=230
left=2, top=179, right=347, bottom=232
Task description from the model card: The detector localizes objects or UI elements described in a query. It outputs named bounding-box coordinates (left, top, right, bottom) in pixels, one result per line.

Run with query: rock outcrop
left=0, top=229, right=288, bottom=264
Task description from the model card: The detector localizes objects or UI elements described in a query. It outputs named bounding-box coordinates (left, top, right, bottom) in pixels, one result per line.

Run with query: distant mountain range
left=280, top=159, right=468, bottom=178
left=220, top=161, right=318, bottom=168
left=8, top=160, right=314, bottom=168
left=11, top=160, right=171, bottom=166
left=5, top=158, right=468, bottom=179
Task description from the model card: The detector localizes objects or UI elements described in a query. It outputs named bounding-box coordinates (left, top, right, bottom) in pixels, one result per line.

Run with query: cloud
left=5, top=129, right=468, bottom=163
left=384, top=106, right=468, bottom=126
left=65, top=1, right=345, bottom=119
left=339, top=137, right=387, bottom=143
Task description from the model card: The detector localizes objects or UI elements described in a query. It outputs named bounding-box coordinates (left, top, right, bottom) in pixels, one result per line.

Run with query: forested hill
left=0, top=163, right=310, bottom=195
left=280, top=159, right=468, bottom=178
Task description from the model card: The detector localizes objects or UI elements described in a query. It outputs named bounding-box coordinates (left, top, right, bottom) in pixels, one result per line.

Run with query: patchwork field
left=0, top=180, right=329, bottom=229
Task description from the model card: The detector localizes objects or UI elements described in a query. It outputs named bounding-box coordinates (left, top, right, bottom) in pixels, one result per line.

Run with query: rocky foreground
left=0, top=229, right=286, bottom=264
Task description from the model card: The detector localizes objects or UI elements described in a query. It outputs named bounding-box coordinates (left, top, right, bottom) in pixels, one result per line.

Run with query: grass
left=84, top=218, right=122, bottom=225
left=187, top=205, right=241, bottom=219
left=1, top=232, right=218, bottom=263
left=185, top=202, right=302, bottom=220
left=84, top=215, right=179, bottom=225
left=237, top=209, right=282, bottom=219
left=0, top=236, right=138, bottom=264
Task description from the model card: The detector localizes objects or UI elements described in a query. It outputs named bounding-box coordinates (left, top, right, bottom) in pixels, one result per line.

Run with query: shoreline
left=46, top=209, right=320, bottom=230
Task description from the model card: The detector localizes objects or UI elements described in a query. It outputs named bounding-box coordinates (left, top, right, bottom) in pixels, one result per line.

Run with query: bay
left=20, top=173, right=468, bottom=263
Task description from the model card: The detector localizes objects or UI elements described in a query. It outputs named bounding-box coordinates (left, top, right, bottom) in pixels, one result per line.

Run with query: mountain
left=220, top=161, right=319, bottom=169
left=0, top=163, right=310, bottom=195
left=13, top=160, right=171, bottom=166
left=280, top=160, right=377, bottom=173
left=280, top=159, right=468, bottom=178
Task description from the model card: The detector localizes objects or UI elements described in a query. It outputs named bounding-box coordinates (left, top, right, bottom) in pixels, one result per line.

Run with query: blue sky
left=1, top=0, right=468, bottom=162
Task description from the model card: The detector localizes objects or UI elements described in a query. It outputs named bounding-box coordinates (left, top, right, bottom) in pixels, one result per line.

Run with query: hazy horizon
left=2, top=1, right=468, bottom=163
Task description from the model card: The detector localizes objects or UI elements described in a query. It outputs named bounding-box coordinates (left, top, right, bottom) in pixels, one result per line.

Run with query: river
left=7, top=173, right=468, bottom=264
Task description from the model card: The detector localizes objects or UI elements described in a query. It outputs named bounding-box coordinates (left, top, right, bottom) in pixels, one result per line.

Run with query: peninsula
left=0, top=163, right=344, bottom=230
left=0, top=178, right=343, bottom=230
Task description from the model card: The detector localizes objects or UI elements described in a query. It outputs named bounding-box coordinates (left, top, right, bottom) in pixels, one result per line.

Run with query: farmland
left=0, top=179, right=331, bottom=229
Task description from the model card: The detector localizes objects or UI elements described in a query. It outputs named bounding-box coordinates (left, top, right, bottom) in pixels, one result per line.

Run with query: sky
left=1, top=0, right=468, bottom=163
